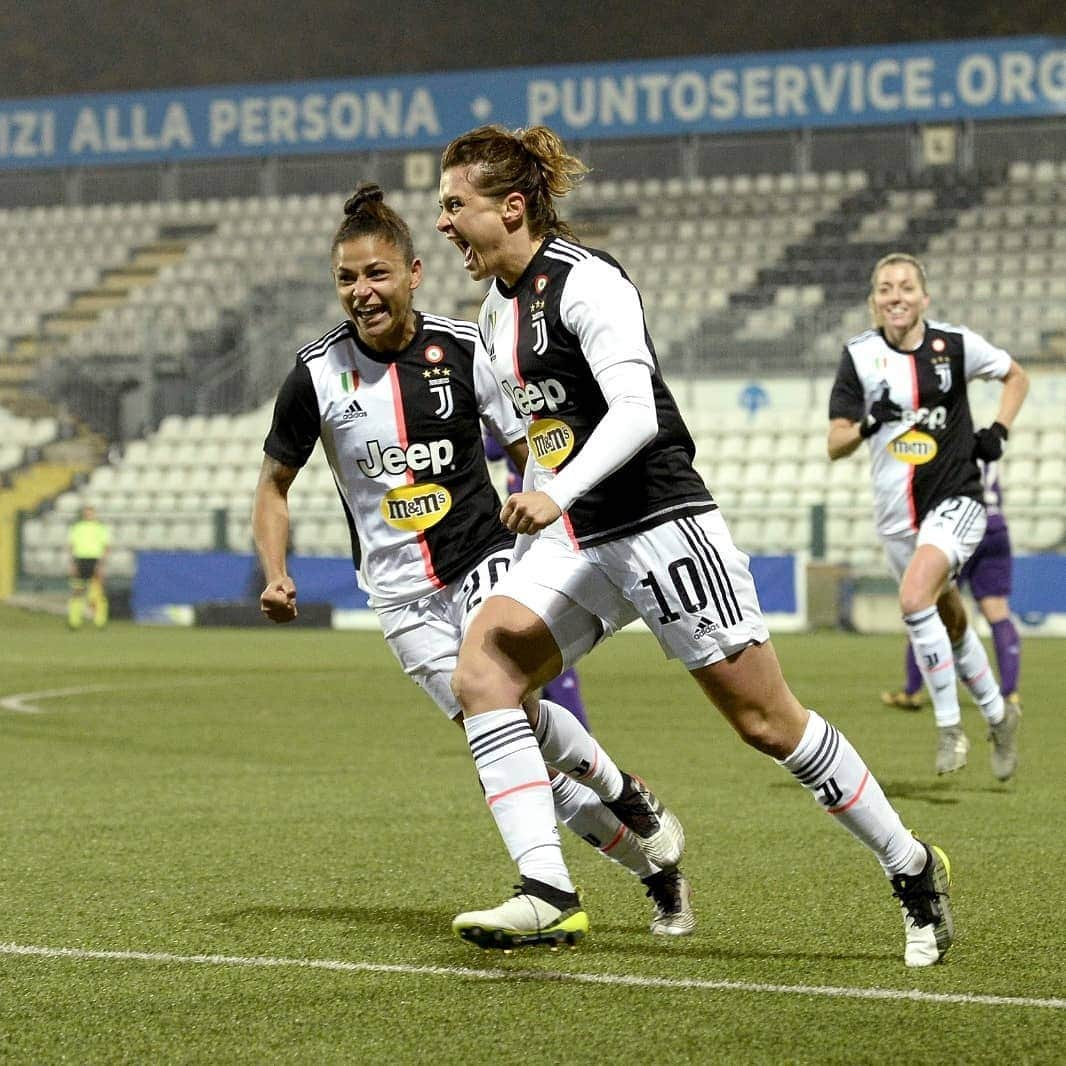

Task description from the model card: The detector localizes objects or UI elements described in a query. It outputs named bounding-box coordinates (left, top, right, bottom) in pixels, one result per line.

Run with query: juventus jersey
left=264, top=313, right=524, bottom=605
left=829, top=319, right=1011, bottom=535
left=479, top=235, right=713, bottom=549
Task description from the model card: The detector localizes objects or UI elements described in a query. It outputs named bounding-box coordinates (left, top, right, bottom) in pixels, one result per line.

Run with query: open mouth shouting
left=447, top=235, right=476, bottom=272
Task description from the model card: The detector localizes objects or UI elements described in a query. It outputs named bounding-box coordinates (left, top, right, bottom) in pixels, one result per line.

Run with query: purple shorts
left=958, top=523, right=1012, bottom=600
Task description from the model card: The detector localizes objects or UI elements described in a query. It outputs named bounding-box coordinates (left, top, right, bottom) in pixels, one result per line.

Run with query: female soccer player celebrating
left=437, top=126, right=954, bottom=966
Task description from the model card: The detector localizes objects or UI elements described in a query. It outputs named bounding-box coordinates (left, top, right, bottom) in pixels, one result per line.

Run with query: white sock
left=535, top=699, right=625, bottom=802
left=904, top=607, right=961, bottom=728
left=780, top=710, right=925, bottom=877
left=465, top=708, right=572, bottom=893
left=952, top=627, right=1005, bottom=725
left=551, top=773, right=656, bottom=879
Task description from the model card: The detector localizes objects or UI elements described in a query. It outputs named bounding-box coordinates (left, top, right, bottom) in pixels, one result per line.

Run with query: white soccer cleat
left=891, top=842, right=954, bottom=967
left=935, top=725, right=970, bottom=775
left=605, top=773, right=685, bottom=869
left=987, top=700, right=1021, bottom=781
left=644, top=868, right=696, bottom=936
left=452, top=879, right=588, bottom=950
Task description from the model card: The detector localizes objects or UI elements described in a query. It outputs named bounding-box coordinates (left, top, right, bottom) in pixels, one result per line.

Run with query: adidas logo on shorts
left=692, top=616, right=719, bottom=640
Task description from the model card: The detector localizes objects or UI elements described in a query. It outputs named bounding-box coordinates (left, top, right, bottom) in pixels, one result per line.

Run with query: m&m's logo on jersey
left=424, top=345, right=445, bottom=364
left=529, top=418, right=575, bottom=469
left=887, top=430, right=938, bottom=465
left=534, top=275, right=549, bottom=294
left=381, top=483, right=452, bottom=531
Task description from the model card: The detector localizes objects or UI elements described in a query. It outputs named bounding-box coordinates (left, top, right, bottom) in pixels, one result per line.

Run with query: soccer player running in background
left=828, top=253, right=1029, bottom=780
left=483, top=429, right=590, bottom=729
left=881, top=458, right=1023, bottom=716
left=252, top=184, right=694, bottom=941
left=67, top=504, right=110, bottom=629
left=437, top=124, right=954, bottom=967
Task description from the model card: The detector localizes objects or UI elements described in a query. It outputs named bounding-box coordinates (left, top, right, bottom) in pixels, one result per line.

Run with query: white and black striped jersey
left=478, top=235, right=713, bottom=549
left=264, top=313, right=525, bottom=605
left=829, top=320, right=1012, bottom=535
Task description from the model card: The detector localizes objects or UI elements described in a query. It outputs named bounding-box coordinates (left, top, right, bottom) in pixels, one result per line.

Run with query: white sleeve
left=541, top=257, right=658, bottom=512
left=474, top=336, right=525, bottom=445
left=960, top=325, right=1012, bottom=381
left=543, top=356, right=657, bottom=512
left=559, top=256, right=655, bottom=377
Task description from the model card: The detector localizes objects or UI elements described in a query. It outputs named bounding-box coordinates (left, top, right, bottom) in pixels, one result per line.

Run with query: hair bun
left=343, top=182, right=385, bottom=215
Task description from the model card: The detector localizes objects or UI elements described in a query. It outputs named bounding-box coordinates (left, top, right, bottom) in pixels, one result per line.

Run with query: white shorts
left=376, top=548, right=513, bottom=719
left=881, top=496, right=987, bottom=583
left=487, top=509, right=770, bottom=671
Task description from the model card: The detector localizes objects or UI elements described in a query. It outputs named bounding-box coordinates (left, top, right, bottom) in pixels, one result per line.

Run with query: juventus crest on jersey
left=264, top=313, right=524, bottom=605
left=478, top=234, right=713, bottom=550
left=829, top=319, right=1012, bottom=535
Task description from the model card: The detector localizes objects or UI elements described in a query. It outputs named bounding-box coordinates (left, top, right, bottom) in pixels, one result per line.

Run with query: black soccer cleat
left=605, top=773, right=685, bottom=868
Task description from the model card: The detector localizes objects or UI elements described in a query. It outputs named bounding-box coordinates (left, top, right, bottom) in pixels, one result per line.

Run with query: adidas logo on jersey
left=340, top=399, right=367, bottom=421
left=692, top=616, right=719, bottom=640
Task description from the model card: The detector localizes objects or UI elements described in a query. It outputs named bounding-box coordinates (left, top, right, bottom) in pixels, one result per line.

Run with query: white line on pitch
left=0, top=673, right=367, bottom=715
left=1, top=942, right=1064, bottom=1010
left=0, top=685, right=121, bottom=714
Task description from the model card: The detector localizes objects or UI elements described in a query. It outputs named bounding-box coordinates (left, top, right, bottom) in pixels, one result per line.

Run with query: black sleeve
left=827, top=347, right=865, bottom=422
left=263, top=359, right=321, bottom=468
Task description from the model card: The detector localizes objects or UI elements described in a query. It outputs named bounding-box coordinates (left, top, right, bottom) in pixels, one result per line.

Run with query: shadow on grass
left=208, top=904, right=450, bottom=932
left=878, top=777, right=1017, bottom=801
left=209, top=905, right=896, bottom=967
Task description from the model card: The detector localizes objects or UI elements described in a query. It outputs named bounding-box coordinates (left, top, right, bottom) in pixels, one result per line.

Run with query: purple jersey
left=979, top=459, right=1007, bottom=535
left=484, top=431, right=523, bottom=495
left=958, top=459, right=1011, bottom=598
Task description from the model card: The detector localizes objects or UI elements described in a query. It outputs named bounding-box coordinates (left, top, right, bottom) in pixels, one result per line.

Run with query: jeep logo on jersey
left=887, top=430, right=938, bottom=464
left=529, top=418, right=575, bottom=468
left=356, top=439, right=455, bottom=477
left=902, top=405, right=948, bottom=430
left=381, top=483, right=452, bottom=531
left=504, top=377, right=567, bottom=416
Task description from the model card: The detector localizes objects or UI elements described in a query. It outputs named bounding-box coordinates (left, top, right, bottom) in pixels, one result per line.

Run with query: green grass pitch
left=1, top=603, right=1063, bottom=1063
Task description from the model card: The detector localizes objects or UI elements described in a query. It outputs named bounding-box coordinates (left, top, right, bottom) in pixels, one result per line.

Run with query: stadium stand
left=18, top=386, right=1063, bottom=585
left=6, top=160, right=1065, bottom=388
left=4, top=161, right=1065, bottom=592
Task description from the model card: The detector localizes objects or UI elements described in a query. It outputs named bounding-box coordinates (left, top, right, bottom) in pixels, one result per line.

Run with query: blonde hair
left=868, top=252, right=929, bottom=326
left=440, top=124, right=589, bottom=240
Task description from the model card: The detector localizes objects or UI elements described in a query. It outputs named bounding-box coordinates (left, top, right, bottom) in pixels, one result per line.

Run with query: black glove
left=859, top=385, right=903, bottom=439
left=972, top=421, right=1009, bottom=461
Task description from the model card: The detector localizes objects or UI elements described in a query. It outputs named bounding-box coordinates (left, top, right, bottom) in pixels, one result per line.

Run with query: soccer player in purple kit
left=882, top=459, right=1022, bottom=715
left=828, top=253, right=1028, bottom=780
left=253, top=182, right=694, bottom=941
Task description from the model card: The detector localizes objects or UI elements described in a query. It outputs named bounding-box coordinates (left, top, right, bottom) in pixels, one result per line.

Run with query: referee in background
left=67, top=504, right=110, bottom=629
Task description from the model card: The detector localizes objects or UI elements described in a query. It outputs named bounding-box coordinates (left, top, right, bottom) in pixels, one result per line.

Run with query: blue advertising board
left=2, top=36, right=1064, bottom=169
